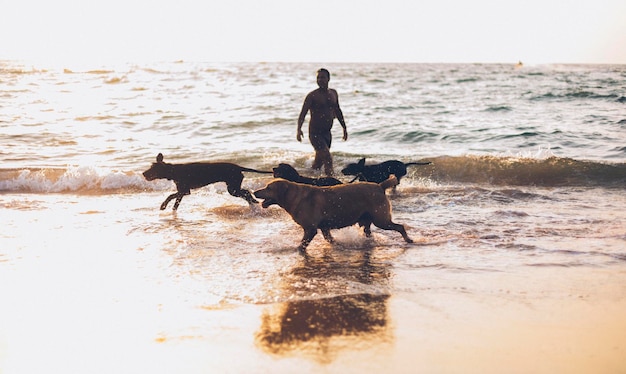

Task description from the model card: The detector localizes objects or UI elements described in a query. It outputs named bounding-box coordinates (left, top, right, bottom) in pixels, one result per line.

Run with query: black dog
left=143, top=153, right=272, bottom=210
left=272, top=163, right=343, bottom=186
left=341, top=158, right=432, bottom=184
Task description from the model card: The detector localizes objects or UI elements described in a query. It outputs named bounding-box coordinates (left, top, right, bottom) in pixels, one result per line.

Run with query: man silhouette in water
left=297, top=68, right=348, bottom=176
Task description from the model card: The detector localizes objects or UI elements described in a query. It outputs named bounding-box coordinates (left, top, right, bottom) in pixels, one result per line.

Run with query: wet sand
left=1, top=193, right=625, bottom=373
left=2, top=261, right=625, bottom=373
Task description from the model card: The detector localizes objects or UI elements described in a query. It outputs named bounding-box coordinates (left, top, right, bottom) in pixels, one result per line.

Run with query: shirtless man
left=297, top=68, right=348, bottom=176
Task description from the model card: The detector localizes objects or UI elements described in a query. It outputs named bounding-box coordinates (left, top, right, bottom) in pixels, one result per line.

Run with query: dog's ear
left=358, top=158, right=366, bottom=166
left=156, top=153, right=164, bottom=163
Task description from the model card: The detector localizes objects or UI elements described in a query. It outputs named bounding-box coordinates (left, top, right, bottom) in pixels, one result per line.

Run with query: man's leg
left=312, top=149, right=323, bottom=170
left=322, top=149, right=333, bottom=176
left=310, top=133, right=331, bottom=173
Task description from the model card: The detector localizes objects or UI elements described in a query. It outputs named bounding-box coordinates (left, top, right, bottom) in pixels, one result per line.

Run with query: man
left=297, top=68, right=348, bottom=176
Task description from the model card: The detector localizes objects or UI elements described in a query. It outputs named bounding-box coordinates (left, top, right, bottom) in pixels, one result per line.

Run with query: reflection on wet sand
left=256, top=249, right=394, bottom=362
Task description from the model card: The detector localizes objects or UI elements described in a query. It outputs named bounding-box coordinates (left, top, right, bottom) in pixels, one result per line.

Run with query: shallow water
left=2, top=182, right=625, bottom=372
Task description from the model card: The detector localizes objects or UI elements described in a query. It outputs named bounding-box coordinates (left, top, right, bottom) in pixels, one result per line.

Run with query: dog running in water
left=143, top=153, right=272, bottom=210
left=341, top=158, right=432, bottom=184
left=254, top=175, right=413, bottom=253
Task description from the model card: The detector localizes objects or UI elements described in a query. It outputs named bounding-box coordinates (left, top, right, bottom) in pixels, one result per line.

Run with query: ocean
left=1, top=61, right=625, bottom=373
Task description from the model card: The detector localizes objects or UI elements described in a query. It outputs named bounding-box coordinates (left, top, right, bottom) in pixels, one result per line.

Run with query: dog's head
left=254, top=180, right=291, bottom=208
left=142, top=153, right=172, bottom=181
left=341, top=158, right=366, bottom=176
left=272, top=163, right=299, bottom=180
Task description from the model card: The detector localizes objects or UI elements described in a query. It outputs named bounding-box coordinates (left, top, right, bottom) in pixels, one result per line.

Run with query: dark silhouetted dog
left=143, top=153, right=272, bottom=210
left=272, top=163, right=343, bottom=186
left=341, top=158, right=431, bottom=184
left=254, top=175, right=413, bottom=253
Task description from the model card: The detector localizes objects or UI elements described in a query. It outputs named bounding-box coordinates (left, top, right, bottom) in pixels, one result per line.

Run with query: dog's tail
left=379, top=175, right=399, bottom=191
left=239, top=167, right=274, bottom=174
left=405, top=161, right=432, bottom=167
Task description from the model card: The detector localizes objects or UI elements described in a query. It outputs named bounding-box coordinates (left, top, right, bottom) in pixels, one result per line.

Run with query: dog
left=272, top=163, right=343, bottom=186
left=254, top=175, right=413, bottom=253
left=143, top=153, right=272, bottom=210
left=341, top=158, right=432, bottom=184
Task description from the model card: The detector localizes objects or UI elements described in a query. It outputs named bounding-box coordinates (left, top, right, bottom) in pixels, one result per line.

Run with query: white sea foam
left=0, top=167, right=173, bottom=193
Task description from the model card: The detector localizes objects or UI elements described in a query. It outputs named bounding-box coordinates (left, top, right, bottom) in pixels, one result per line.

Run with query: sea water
left=1, top=61, right=625, bottom=373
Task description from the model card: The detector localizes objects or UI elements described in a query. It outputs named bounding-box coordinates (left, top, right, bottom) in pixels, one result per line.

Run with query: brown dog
left=254, top=176, right=413, bottom=252
left=143, top=153, right=272, bottom=210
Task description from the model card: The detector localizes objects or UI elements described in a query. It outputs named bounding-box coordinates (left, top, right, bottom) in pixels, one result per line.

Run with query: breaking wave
left=412, top=155, right=626, bottom=187
left=1, top=155, right=624, bottom=195
left=0, top=167, right=171, bottom=194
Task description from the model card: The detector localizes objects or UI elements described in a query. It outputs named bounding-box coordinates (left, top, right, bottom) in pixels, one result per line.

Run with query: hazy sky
left=1, top=0, right=625, bottom=65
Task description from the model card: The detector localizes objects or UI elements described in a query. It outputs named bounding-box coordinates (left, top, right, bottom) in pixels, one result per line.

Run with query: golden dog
left=254, top=176, right=413, bottom=252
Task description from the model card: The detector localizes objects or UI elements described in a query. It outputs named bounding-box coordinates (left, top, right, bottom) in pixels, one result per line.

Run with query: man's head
left=316, top=68, right=330, bottom=89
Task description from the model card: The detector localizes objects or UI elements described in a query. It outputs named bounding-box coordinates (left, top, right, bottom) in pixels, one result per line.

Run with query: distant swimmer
left=515, top=61, right=524, bottom=69
left=296, top=68, right=348, bottom=176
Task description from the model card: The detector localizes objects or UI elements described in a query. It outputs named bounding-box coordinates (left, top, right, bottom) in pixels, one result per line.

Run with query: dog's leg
left=227, top=186, right=259, bottom=205
left=226, top=178, right=259, bottom=205
left=362, top=222, right=373, bottom=237
left=241, top=189, right=259, bottom=205
left=171, top=188, right=191, bottom=211
left=358, top=214, right=373, bottom=237
left=299, top=228, right=318, bottom=253
left=392, top=176, right=403, bottom=193
left=374, top=221, right=413, bottom=243
left=321, top=228, right=335, bottom=243
left=172, top=194, right=185, bottom=211
left=160, top=192, right=180, bottom=210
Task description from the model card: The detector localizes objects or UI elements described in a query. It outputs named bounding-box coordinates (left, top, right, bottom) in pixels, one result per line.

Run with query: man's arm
left=332, top=89, right=348, bottom=141
left=297, top=95, right=310, bottom=142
